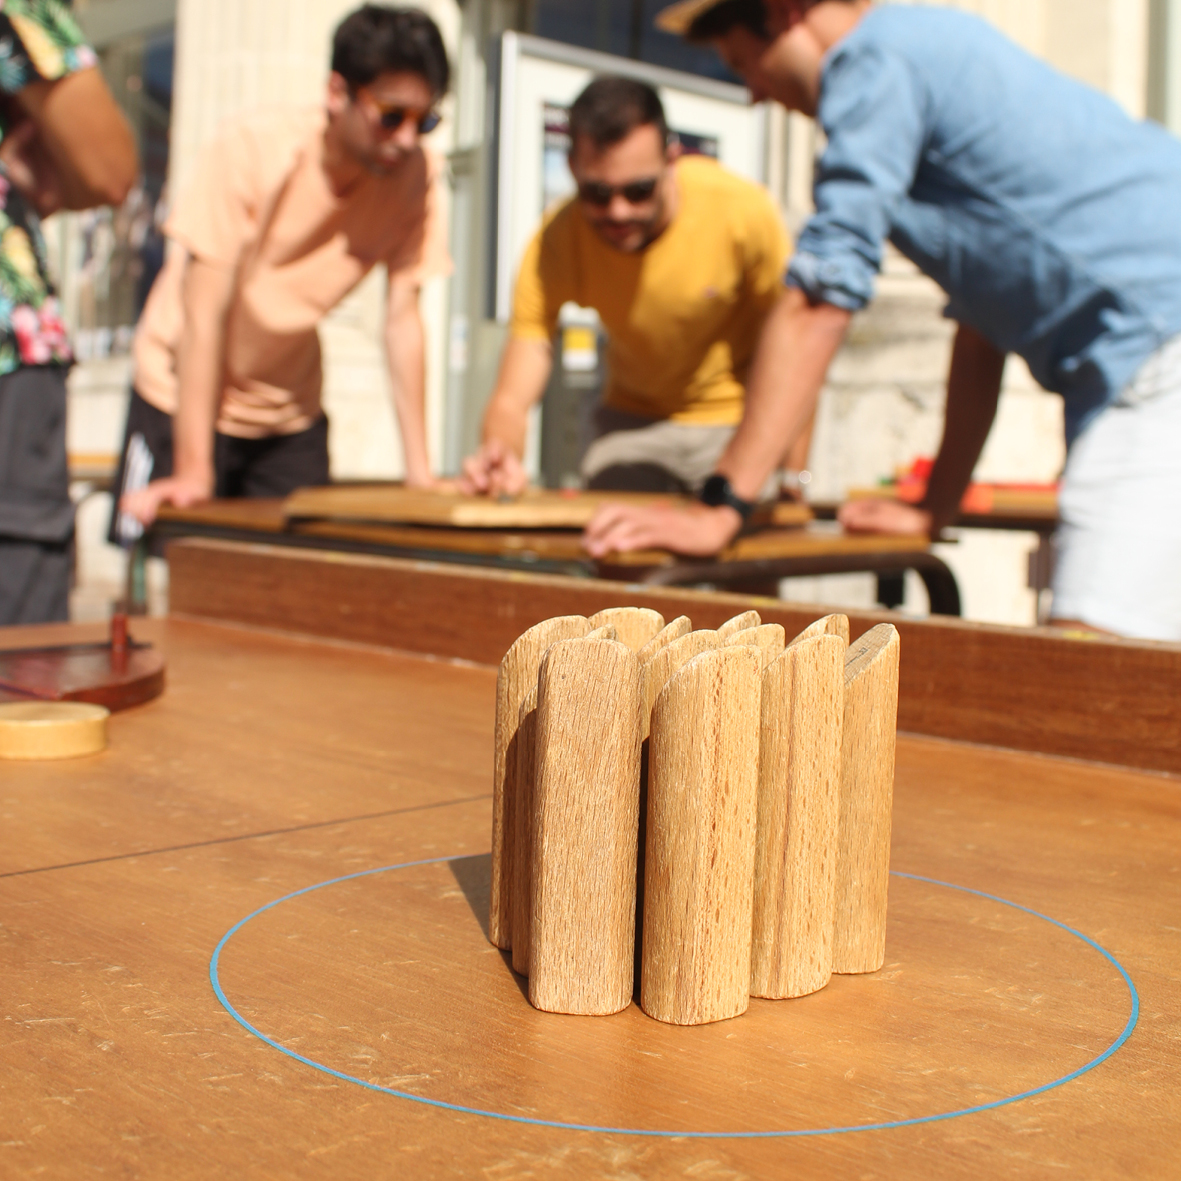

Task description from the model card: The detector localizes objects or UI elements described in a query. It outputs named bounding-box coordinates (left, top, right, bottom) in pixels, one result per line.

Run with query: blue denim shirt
left=788, top=6, right=1181, bottom=442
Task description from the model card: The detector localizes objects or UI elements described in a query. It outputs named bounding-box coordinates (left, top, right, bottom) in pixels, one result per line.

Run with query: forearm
left=173, top=259, right=234, bottom=486
left=481, top=336, right=553, bottom=456
left=716, top=287, right=851, bottom=500
left=18, top=71, right=137, bottom=209
left=384, top=305, right=431, bottom=485
left=922, top=323, right=1006, bottom=532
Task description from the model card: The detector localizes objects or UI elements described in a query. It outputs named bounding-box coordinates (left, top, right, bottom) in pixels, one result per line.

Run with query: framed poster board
left=491, top=33, right=769, bottom=322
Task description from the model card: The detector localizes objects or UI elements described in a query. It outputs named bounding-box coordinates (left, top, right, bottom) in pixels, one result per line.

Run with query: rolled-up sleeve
left=788, top=42, right=928, bottom=311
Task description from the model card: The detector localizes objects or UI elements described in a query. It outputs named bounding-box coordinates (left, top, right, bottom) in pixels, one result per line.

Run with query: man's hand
left=120, top=471, right=214, bottom=527
left=582, top=501, right=742, bottom=558
left=459, top=438, right=529, bottom=497
left=838, top=498, right=932, bottom=536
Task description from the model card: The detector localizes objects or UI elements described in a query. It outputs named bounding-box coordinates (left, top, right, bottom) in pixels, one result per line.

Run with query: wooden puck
left=0, top=702, right=110, bottom=760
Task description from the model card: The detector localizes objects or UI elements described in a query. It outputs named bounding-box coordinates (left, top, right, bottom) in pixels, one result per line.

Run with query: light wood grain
left=490, top=615, right=590, bottom=949
left=636, top=615, right=692, bottom=664
left=751, top=634, right=845, bottom=998
left=0, top=701, right=109, bottom=759
left=724, top=624, right=786, bottom=669
left=640, top=629, right=720, bottom=739
left=642, top=645, right=762, bottom=1025
left=833, top=624, right=901, bottom=975
left=588, top=607, right=664, bottom=652
left=511, top=623, right=617, bottom=974
left=791, top=613, right=851, bottom=648
left=529, top=638, right=643, bottom=1015
left=717, top=610, right=762, bottom=639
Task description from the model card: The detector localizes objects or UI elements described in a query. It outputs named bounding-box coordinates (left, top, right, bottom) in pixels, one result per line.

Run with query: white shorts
left=1053, top=336, right=1181, bottom=640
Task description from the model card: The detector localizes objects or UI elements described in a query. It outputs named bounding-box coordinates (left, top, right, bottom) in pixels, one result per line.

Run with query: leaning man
left=462, top=75, right=789, bottom=498
left=587, top=0, right=1181, bottom=642
left=119, top=4, right=450, bottom=533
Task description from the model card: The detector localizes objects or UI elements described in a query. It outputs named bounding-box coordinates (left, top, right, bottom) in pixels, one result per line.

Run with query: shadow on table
left=448, top=852, right=530, bottom=1000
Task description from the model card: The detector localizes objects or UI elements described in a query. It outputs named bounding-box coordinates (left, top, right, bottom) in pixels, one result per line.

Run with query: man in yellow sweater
left=461, top=75, right=789, bottom=497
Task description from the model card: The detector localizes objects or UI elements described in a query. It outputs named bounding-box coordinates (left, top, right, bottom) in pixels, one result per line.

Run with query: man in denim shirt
left=585, top=0, right=1181, bottom=640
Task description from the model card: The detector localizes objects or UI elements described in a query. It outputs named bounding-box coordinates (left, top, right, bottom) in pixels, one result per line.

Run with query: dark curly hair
left=332, top=5, right=450, bottom=97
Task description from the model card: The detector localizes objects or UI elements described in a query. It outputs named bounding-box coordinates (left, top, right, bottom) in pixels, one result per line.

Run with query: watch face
left=701, top=475, right=728, bottom=507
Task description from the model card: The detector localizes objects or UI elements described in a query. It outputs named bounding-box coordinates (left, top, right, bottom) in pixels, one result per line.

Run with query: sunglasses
left=356, top=89, right=442, bottom=135
left=577, top=177, right=660, bottom=207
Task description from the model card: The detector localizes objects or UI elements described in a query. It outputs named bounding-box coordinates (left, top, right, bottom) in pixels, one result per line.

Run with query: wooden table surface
left=155, top=497, right=933, bottom=568
left=2, top=547, right=1178, bottom=1178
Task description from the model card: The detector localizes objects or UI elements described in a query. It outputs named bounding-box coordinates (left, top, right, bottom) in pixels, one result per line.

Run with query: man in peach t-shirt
left=117, top=5, right=450, bottom=534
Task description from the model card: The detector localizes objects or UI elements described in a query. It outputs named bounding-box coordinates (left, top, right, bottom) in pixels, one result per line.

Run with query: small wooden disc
left=0, top=702, right=110, bottom=760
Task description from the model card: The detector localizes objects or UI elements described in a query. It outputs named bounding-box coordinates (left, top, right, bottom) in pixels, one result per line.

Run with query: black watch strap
left=699, top=473, right=756, bottom=521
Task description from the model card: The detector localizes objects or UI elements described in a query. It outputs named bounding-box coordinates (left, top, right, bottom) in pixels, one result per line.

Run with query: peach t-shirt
left=133, top=106, right=449, bottom=437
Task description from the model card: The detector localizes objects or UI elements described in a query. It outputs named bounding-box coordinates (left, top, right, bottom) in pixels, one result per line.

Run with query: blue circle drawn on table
left=209, top=858, right=1139, bottom=1139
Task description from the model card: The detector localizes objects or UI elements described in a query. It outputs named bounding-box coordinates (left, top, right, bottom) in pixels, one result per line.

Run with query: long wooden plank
left=166, top=540, right=1181, bottom=773
left=282, top=484, right=813, bottom=530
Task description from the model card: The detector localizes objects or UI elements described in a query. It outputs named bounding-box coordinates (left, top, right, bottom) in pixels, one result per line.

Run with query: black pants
left=0, top=366, right=72, bottom=626
left=109, top=391, right=331, bottom=547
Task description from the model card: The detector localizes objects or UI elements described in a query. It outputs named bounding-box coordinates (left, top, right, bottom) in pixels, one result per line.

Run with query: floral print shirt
left=0, top=0, right=96, bottom=373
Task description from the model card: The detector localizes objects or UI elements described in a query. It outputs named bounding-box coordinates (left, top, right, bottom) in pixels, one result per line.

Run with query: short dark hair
left=332, top=5, right=450, bottom=96
left=687, top=0, right=770, bottom=41
left=568, top=76, right=669, bottom=152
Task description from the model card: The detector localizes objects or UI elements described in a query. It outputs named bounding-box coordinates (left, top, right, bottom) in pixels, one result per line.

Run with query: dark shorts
left=109, top=391, right=331, bottom=547
left=0, top=366, right=72, bottom=626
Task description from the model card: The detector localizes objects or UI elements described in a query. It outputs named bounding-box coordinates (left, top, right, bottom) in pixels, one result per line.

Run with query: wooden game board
left=2, top=540, right=1178, bottom=1178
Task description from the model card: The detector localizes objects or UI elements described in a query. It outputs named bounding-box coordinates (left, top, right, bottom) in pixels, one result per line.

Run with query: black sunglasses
left=577, top=177, right=660, bottom=207
left=377, top=107, right=442, bottom=135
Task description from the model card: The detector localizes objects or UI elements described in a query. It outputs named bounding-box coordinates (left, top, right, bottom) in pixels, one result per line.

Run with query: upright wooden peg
left=636, top=615, right=692, bottom=664
left=750, top=634, right=845, bottom=999
left=640, top=629, right=719, bottom=738
left=588, top=607, right=664, bottom=652
left=642, top=646, right=762, bottom=1025
left=529, top=637, right=643, bottom=1015
left=510, top=625, right=615, bottom=975
left=833, top=623, right=901, bottom=975
left=791, top=613, right=850, bottom=647
left=490, top=615, right=589, bottom=949
left=717, top=610, right=761, bottom=639
left=724, top=624, right=786, bottom=669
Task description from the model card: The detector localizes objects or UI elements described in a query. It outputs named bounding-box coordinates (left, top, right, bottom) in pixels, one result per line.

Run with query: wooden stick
left=636, top=615, right=692, bottom=665
left=641, top=646, right=762, bottom=1025
left=510, top=624, right=616, bottom=975
left=640, top=629, right=719, bottom=739
left=724, top=624, right=786, bottom=669
left=490, top=615, right=589, bottom=949
left=529, top=637, right=643, bottom=1015
left=790, top=613, right=850, bottom=647
left=716, top=610, right=761, bottom=640
left=588, top=607, right=664, bottom=652
left=833, top=623, right=900, bottom=975
left=750, top=634, right=845, bottom=998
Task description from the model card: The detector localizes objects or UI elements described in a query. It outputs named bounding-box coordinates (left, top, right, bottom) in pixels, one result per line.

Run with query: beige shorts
left=581, top=405, right=772, bottom=496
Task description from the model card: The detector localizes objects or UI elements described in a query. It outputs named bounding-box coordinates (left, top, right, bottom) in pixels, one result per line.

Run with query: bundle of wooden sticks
left=488, top=606, right=900, bottom=1026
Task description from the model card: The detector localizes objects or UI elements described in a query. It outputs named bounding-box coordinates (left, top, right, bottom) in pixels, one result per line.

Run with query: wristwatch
left=699, top=473, right=756, bottom=522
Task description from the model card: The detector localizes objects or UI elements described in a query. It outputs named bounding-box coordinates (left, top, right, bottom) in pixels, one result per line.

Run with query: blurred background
left=60, top=0, right=1181, bottom=623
